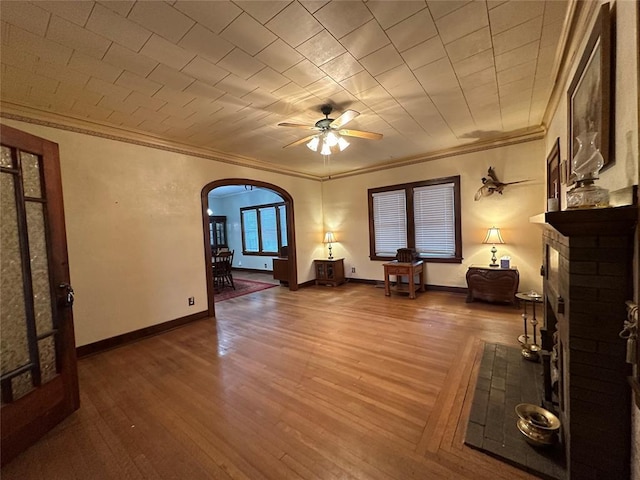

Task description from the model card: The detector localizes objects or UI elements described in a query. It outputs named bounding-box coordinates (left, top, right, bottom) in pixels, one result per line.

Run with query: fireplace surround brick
left=542, top=205, right=637, bottom=480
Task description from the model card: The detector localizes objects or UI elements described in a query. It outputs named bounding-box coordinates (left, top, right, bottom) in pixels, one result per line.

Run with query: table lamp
left=323, top=232, right=335, bottom=260
left=482, top=227, right=504, bottom=267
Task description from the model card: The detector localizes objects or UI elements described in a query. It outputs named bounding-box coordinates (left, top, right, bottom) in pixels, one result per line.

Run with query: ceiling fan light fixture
left=325, top=131, right=339, bottom=147
left=306, top=136, right=320, bottom=151
left=279, top=105, right=382, bottom=155
left=320, top=140, right=332, bottom=156
left=337, top=136, right=350, bottom=151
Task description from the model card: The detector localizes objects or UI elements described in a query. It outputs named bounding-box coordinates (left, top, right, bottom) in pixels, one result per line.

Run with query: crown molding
left=2, top=102, right=545, bottom=184
left=321, top=126, right=546, bottom=181
left=0, top=103, right=321, bottom=182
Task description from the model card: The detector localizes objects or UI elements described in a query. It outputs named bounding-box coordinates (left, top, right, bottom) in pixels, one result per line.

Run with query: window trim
left=367, top=175, right=462, bottom=263
left=240, top=201, right=286, bottom=256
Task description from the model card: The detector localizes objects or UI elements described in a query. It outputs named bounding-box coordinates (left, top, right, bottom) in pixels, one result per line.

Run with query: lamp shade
left=320, top=140, right=331, bottom=156
left=337, top=136, right=350, bottom=151
left=306, top=136, right=320, bottom=151
left=323, top=232, right=335, bottom=243
left=482, top=227, right=504, bottom=245
left=325, top=131, right=339, bottom=147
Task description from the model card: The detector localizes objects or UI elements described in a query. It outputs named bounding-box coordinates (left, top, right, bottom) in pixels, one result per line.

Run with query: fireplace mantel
left=544, top=205, right=638, bottom=237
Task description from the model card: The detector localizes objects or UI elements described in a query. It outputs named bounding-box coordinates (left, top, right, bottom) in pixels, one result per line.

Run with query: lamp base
left=327, top=244, right=333, bottom=260
left=489, top=245, right=498, bottom=267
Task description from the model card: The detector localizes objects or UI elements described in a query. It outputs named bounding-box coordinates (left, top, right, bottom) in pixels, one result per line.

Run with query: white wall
left=3, top=118, right=323, bottom=347
left=322, top=140, right=546, bottom=294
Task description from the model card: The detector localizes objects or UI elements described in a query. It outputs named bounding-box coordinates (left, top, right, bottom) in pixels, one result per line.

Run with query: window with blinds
left=413, top=183, right=456, bottom=258
left=372, top=190, right=407, bottom=256
left=368, top=176, right=462, bottom=263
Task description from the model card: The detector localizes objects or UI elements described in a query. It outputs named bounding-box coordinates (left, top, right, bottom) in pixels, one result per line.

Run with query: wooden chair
left=213, top=250, right=235, bottom=292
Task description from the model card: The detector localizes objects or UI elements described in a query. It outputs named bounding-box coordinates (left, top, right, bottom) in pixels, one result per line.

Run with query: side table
left=314, top=258, right=345, bottom=286
left=383, top=260, right=424, bottom=299
left=516, top=291, right=543, bottom=361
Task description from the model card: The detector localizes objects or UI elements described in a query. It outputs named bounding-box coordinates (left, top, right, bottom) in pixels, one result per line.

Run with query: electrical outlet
left=264, top=263, right=267, bottom=268
left=351, top=267, right=356, bottom=273
left=188, top=297, right=195, bottom=306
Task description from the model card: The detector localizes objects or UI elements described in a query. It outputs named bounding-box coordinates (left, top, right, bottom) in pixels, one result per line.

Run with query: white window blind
left=413, top=183, right=456, bottom=258
left=373, top=190, right=407, bottom=256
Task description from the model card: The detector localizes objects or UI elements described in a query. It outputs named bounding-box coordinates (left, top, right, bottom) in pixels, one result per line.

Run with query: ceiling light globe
left=306, top=136, right=320, bottom=151
left=337, top=137, right=350, bottom=151
left=320, top=141, right=332, bottom=156
left=325, top=131, right=339, bottom=147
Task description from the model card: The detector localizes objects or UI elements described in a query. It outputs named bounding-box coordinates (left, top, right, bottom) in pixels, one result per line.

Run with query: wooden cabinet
left=465, top=265, right=519, bottom=305
left=272, top=258, right=289, bottom=284
left=314, top=258, right=345, bottom=286
left=209, top=215, right=227, bottom=250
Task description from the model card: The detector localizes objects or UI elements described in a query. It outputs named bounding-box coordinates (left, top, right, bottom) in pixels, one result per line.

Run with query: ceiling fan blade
left=277, top=122, right=320, bottom=130
left=330, top=109, right=359, bottom=129
left=282, top=135, right=317, bottom=149
left=338, top=129, right=383, bottom=140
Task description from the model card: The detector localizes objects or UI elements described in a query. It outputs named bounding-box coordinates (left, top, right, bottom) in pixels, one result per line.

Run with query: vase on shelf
left=566, top=131, right=609, bottom=209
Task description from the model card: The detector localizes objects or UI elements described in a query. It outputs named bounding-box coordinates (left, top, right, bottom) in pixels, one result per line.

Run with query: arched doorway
left=201, top=178, right=297, bottom=317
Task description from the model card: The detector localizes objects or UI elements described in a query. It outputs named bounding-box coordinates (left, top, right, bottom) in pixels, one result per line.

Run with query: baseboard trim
left=76, top=310, right=210, bottom=358
left=348, top=278, right=378, bottom=285
left=232, top=266, right=273, bottom=274
left=426, top=284, right=467, bottom=294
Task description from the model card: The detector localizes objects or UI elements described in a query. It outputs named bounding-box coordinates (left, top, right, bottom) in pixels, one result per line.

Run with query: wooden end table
left=383, top=260, right=425, bottom=299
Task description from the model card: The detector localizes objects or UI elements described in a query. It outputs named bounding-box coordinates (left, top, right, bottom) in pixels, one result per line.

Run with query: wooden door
left=0, top=125, right=79, bottom=466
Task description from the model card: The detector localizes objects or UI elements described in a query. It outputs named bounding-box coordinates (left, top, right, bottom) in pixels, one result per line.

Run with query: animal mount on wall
left=474, top=167, right=528, bottom=201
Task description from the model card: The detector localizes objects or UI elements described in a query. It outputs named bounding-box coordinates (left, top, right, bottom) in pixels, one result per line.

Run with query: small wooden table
left=383, top=260, right=425, bottom=299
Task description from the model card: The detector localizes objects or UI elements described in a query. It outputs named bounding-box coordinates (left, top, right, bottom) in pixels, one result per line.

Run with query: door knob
left=59, top=283, right=75, bottom=307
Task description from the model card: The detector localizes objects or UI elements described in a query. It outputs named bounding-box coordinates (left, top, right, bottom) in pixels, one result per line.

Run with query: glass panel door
left=1, top=125, right=78, bottom=466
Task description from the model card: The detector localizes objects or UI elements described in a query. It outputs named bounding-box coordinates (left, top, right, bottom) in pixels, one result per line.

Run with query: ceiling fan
left=278, top=104, right=383, bottom=155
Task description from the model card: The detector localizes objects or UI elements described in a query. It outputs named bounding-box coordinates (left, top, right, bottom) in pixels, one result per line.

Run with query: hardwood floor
left=2, top=283, right=540, bottom=479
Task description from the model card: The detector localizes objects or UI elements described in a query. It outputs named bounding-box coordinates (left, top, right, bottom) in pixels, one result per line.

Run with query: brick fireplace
left=541, top=205, right=637, bottom=479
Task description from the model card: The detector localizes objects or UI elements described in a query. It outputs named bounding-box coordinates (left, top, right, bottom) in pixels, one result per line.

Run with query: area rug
left=214, top=278, right=278, bottom=302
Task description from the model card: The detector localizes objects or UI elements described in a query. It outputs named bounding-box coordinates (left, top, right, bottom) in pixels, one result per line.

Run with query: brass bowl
left=515, top=403, right=560, bottom=447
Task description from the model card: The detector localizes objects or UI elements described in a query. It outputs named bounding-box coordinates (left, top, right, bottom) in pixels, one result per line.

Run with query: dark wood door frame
left=201, top=179, right=298, bottom=318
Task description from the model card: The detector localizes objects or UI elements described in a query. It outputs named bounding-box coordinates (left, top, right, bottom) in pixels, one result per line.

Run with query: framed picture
left=560, top=160, right=568, bottom=185
left=546, top=137, right=561, bottom=209
left=566, top=2, right=612, bottom=183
